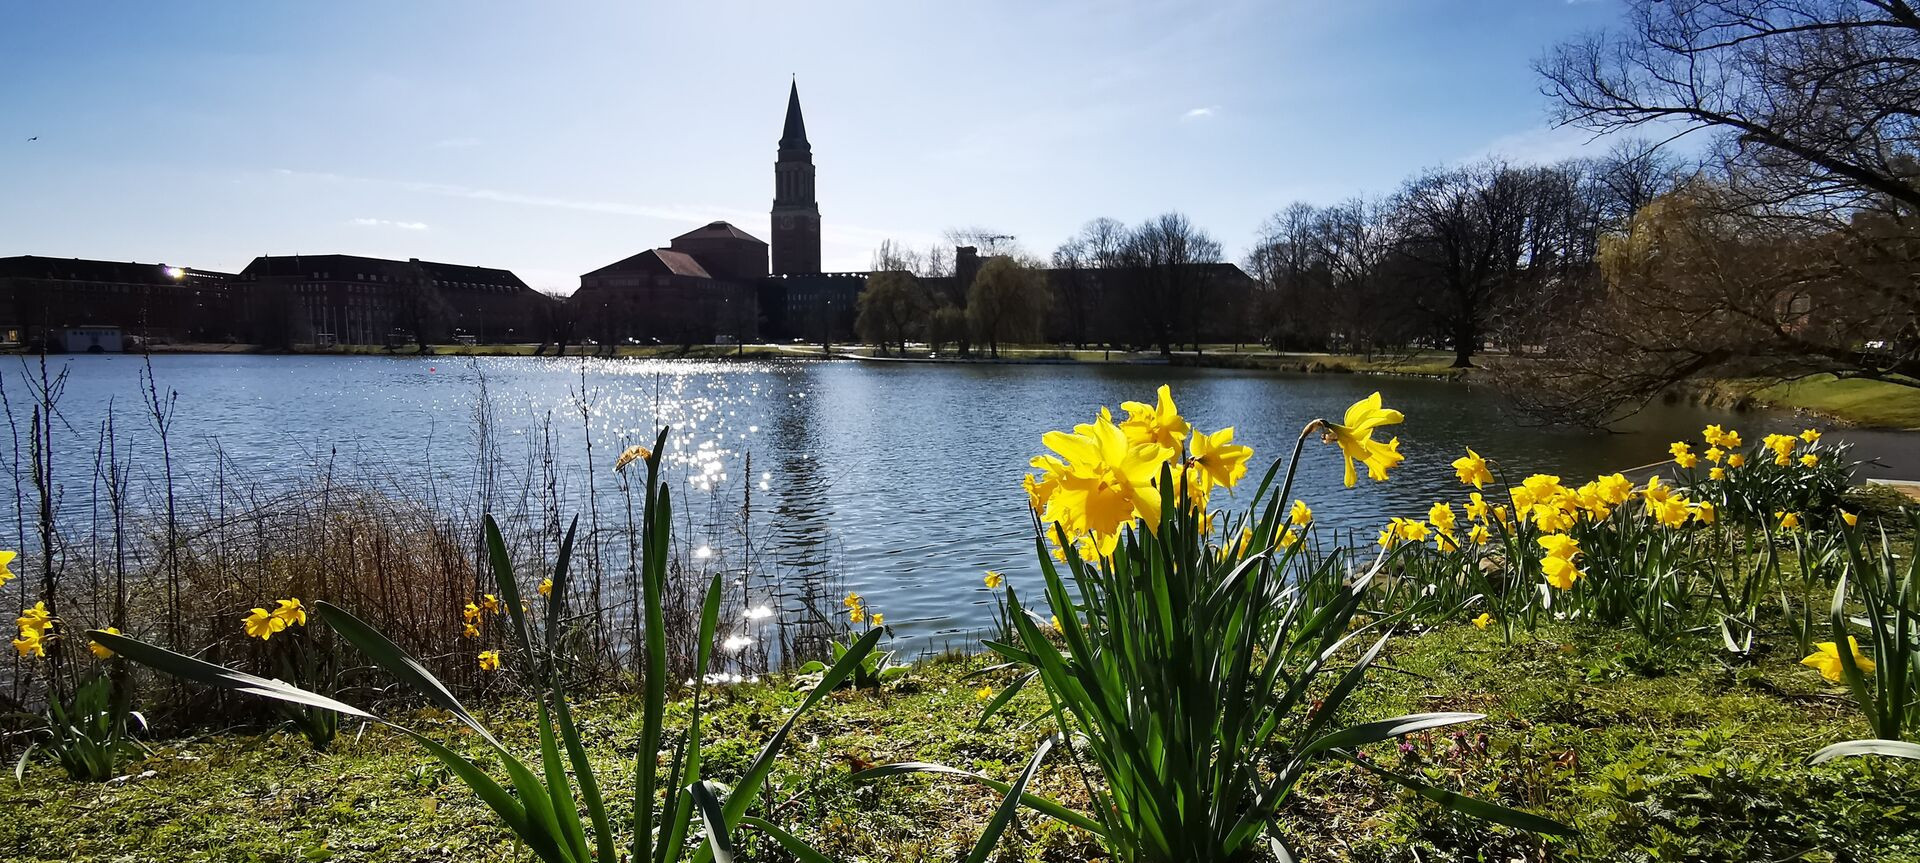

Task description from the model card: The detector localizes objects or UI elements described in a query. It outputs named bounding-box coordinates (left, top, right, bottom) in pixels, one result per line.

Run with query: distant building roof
left=583, top=249, right=713, bottom=280
left=413, top=260, right=530, bottom=290
left=0, top=255, right=231, bottom=283
left=231, top=254, right=532, bottom=291
left=671, top=221, right=767, bottom=246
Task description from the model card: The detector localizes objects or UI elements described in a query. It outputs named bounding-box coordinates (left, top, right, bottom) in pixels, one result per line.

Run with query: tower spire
left=771, top=78, right=821, bottom=275
left=779, top=78, right=809, bottom=154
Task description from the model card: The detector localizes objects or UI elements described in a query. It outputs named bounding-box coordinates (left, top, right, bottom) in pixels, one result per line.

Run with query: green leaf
left=312, top=602, right=503, bottom=750
left=1807, top=739, right=1920, bottom=764
left=1340, top=752, right=1574, bottom=837
left=1301, top=712, right=1486, bottom=759
left=967, top=733, right=1058, bottom=863
left=85, top=631, right=374, bottom=721
left=851, top=761, right=1105, bottom=836
left=689, top=781, right=735, bottom=863
left=738, top=816, right=839, bottom=863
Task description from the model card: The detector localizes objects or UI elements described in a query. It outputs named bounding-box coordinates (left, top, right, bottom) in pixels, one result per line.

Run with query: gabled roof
left=672, top=221, right=767, bottom=246
left=583, top=249, right=713, bottom=280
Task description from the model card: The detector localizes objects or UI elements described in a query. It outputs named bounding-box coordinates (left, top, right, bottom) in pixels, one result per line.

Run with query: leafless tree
left=1538, top=0, right=1920, bottom=214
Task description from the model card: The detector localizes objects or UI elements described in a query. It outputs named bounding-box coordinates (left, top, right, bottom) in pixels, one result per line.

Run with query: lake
left=8, top=354, right=1915, bottom=657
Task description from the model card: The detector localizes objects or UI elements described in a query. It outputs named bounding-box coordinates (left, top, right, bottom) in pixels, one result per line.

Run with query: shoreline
left=12, top=342, right=1917, bottom=430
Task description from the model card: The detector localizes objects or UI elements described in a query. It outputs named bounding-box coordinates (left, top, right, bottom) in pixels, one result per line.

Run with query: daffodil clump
left=241, top=598, right=309, bottom=641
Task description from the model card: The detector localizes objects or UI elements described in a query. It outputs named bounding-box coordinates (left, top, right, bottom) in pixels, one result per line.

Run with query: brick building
left=229, top=254, right=553, bottom=347
left=0, top=255, right=235, bottom=346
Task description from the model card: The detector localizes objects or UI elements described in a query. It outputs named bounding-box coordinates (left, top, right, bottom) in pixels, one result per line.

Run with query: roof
left=231, top=254, right=529, bottom=289
left=583, top=249, right=713, bottom=280
left=414, top=260, right=530, bottom=290
left=779, top=79, right=809, bottom=153
left=0, top=255, right=231, bottom=283
left=671, top=221, right=767, bottom=246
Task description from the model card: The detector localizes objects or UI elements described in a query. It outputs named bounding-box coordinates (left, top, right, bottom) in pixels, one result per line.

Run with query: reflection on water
left=8, top=354, right=1914, bottom=658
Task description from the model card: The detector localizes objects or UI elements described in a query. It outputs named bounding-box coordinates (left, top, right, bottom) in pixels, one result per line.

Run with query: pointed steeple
left=779, top=78, right=810, bottom=154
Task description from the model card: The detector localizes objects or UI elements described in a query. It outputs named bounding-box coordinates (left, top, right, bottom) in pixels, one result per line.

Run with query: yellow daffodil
left=1642, top=475, right=1672, bottom=505
left=1394, top=517, right=1430, bottom=543
left=849, top=606, right=867, bottom=625
left=1428, top=502, right=1457, bottom=537
left=1709, top=466, right=1726, bottom=480
left=1721, top=430, right=1743, bottom=448
left=614, top=445, right=652, bottom=474
left=1493, top=505, right=1510, bottom=525
left=1376, top=525, right=1395, bottom=548
left=12, top=629, right=44, bottom=658
left=1595, top=473, right=1634, bottom=506
left=1277, top=528, right=1301, bottom=549
left=1468, top=523, right=1490, bottom=546
left=1691, top=501, right=1716, bottom=524
left=1041, top=410, right=1170, bottom=537
left=537, top=578, right=553, bottom=597
left=1452, top=449, right=1493, bottom=489
left=271, top=598, right=306, bottom=628
left=1189, top=426, right=1253, bottom=491
left=1669, top=441, right=1692, bottom=461
left=983, top=570, right=1004, bottom=589
left=975, top=685, right=993, bottom=701
left=16, top=601, right=54, bottom=637
left=1541, top=555, right=1583, bottom=590
left=0, top=550, right=14, bottom=587
left=1675, top=453, right=1699, bottom=469
left=1465, top=492, right=1488, bottom=522
left=462, top=602, right=482, bottom=624
left=1702, top=424, right=1728, bottom=446
left=1800, top=453, right=1819, bottom=468
left=478, top=650, right=502, bottom=672
left=1538, top=533, right=1580, bottom=560
left=870, top=612, right=884, bottom=627
left=1800, top=429, right=1821, bottom=443
left=1048, top=615, right=1063, bottom=633
left=479, top=594, right=502, bottom=615
left=1705, top=447, right=1724, bottom=463
left=1841, top=510, right=1859, bottom=527
left=1289, top=499, right=1313, bottom=526
left=1763, top=433, right=1797, bottom=466
left=90, top=626, right=119, bottom=659
left=463, top=623, right=480, bottom=638
left=1651, top=496, right=1692, bottom=528
left=843, top=592, right=863, bottom=609
left=1119, top=385, right=1189, bottom=449
left=1320, top=392, right=1404, bottom=487
left=1727, top=452, right=1746, bottom=468
left=242, top=607, right=287, bottom=640
left=1801, top=637, right=1873, bottom=683
left=1777, top=510, right=1802, bottom=530
left=1472, top=612, right=1492, bottom=630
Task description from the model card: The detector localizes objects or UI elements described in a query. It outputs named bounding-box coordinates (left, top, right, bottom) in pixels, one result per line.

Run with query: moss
left=6, top=626, right=1915, bottom=862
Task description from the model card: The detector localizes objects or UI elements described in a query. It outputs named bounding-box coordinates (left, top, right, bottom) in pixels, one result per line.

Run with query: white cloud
left=350, top=217, right=430, bottom=231
left=1182, top=105, right=1220, bottom=120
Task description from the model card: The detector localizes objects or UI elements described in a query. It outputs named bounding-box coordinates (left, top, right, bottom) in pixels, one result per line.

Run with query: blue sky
left=0, top=1, right=1626, bottom=291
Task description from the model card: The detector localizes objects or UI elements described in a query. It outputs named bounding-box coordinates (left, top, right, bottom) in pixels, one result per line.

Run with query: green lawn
left=6, top=621, right=1913, bottom=862
left=1753, top=375, right=1920, bottom=429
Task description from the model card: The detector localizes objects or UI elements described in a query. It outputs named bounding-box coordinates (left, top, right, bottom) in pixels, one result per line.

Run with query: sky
left=0, top=1, right=1630, bottom=292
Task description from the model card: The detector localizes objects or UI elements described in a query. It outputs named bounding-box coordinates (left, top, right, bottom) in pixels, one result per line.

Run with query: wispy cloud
left=350, top=217, right=429, bottom=231
left=1182, top=105, right=1220, bottom=121
left=274, top=168, right=921, bottom=259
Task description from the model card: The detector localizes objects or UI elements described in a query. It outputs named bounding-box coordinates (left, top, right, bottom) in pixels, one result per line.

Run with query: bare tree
left=1120, top=213, right=1224, bottom=356
left=1538, top=0, right=1920, bottom=214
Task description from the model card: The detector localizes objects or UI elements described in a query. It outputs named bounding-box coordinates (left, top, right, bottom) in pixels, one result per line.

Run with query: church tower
left=770, top=79, right=822, bottom=275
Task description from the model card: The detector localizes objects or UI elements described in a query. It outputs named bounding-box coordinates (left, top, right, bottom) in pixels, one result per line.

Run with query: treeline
left=859, top=214, right=1257, bottom=358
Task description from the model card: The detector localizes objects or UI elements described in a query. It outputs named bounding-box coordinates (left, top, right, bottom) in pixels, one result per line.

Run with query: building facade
left=229, top=254, right=552, bottom=347
left=0, top=256, right=235, bottom=346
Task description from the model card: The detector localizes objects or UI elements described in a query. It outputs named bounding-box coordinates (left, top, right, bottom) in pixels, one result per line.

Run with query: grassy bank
left=6, top=621, right=1913, bottom=863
